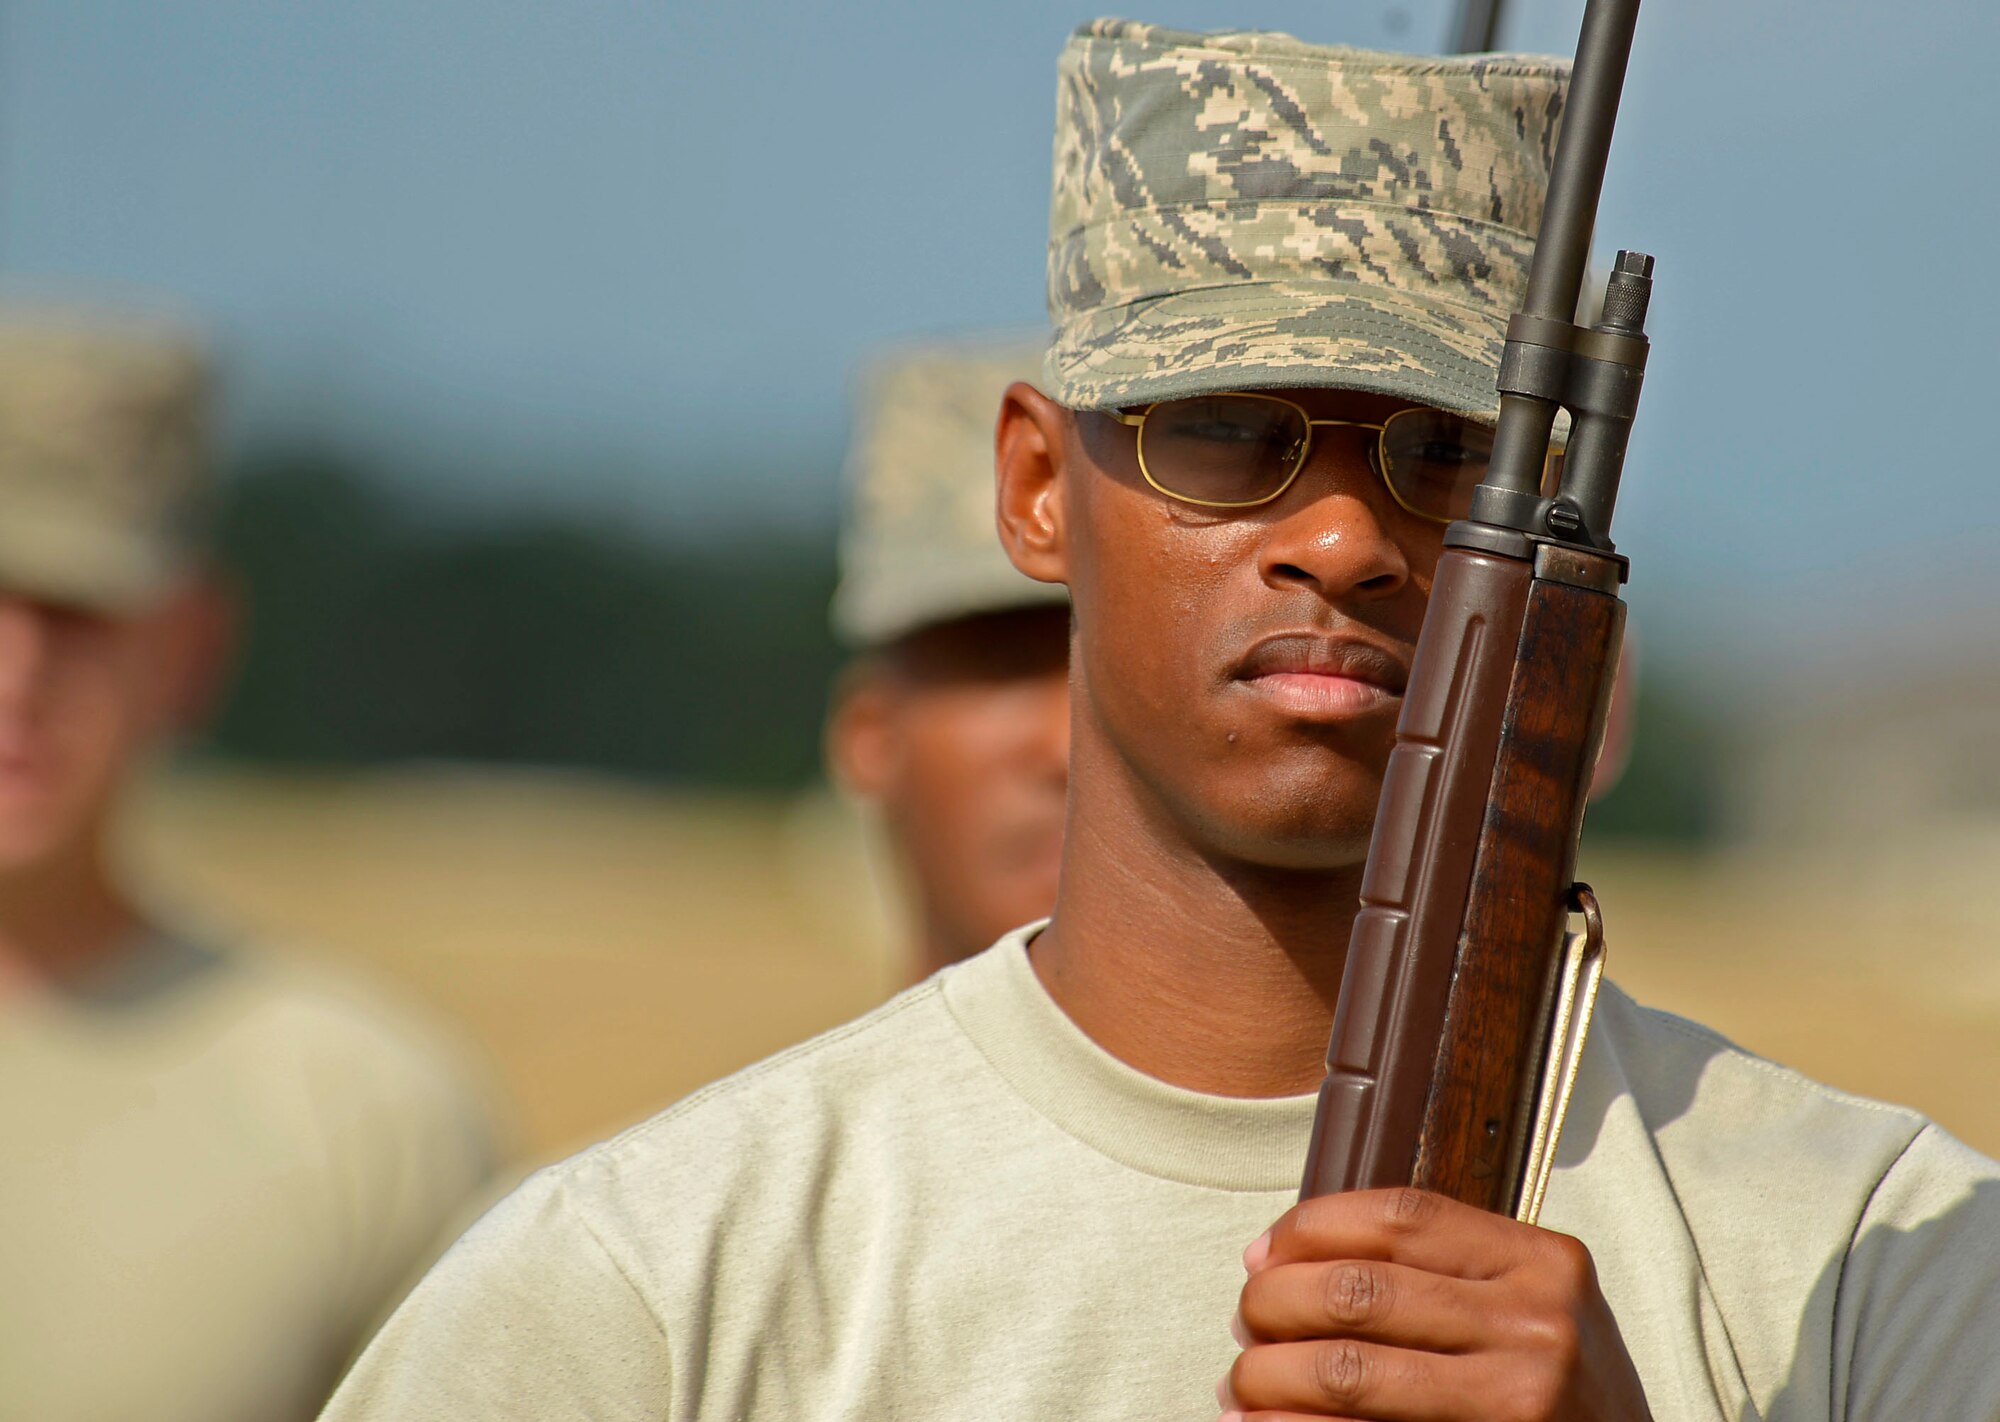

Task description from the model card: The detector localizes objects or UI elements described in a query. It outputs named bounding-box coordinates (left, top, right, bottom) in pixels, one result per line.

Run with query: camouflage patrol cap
left=0, top=308, right=210, bottom=612
left=832, top=339, right=1068, bottom=648
left=1046, top=20, right=1568, bottom=420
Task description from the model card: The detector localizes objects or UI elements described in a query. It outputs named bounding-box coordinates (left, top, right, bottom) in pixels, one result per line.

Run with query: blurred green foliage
left=1584, top=672, right=1730, bottom=845
left=205, top=449, right=843, bottom=789
left=204, top=450, right=1728, bottom=839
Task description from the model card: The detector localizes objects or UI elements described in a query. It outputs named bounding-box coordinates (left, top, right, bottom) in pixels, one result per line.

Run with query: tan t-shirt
left=0, top=932, right=501, bottom=1422
left=323, top=928, right=2000, bottom=1421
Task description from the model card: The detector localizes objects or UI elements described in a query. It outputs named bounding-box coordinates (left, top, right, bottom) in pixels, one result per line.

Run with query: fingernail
left=1242, top=1230, right=1271, bottom=1272
left=1215, top=1377, right=1229, bottom=1406
left=1219, top=1413, right=1245, bottom=1422
left=1229, top=1311, right=1250, bottom=1347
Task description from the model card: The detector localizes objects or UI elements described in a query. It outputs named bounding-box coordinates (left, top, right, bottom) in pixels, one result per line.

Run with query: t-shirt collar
left=941, top=923, right=1316, bottom=1192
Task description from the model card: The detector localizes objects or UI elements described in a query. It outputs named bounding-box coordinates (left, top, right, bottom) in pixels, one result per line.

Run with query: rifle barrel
left=1522, top=0, right=1641, bottom=322
left=1301, top=0, right=1648, bottom=1214
left=1449, top=0, right=1507, bottom=54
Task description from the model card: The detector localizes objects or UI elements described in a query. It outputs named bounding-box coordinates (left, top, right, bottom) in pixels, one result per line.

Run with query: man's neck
left=0, top=836, right=143, bottom=997
left=1030, top=742, right=1363, bottom=1099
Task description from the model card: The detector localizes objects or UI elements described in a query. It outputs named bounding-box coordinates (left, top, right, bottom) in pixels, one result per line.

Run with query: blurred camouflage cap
left=0, top=308, right=211, bottom=612
left=1046, top=20, right=1569, bottom=420
left=832, top=339, right=1068, bottom=648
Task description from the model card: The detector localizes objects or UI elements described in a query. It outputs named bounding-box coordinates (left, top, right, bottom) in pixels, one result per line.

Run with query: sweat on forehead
left=1043, top=19, right=1569, bottom=421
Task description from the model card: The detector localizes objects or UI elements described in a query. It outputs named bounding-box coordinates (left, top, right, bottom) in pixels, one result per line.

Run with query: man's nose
left=1255, top=452, right=1411, bottom=602
left=0, top=597, right=52, bottom=707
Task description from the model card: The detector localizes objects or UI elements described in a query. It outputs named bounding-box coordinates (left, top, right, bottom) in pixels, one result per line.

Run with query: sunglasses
left=1110, top=392, right=1561, bottom=524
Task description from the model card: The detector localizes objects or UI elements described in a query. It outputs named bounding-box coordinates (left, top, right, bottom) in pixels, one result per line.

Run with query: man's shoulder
left=103, top=931, right=507, bottom=1204
left=424, top=970, right=987, bottom=1340
left=215, top=942, right=494, bottom=1123
left=537, top=972, right=969, bottom=1215
left=1573, top=986, right=2000, bottom=1417
left=621, top=973, right=954, bottom=1125
left=1590, top=980, right=1933, bottom=1166
left=1570, top=979, right=1999, bottom=1265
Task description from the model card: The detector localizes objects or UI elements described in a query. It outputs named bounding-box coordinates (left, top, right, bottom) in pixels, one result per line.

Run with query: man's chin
left=1206, top=756, right=1384, bottom=861
left=1216, top=835, right=1374, bottom=875
left=1189, top=798, right=1377, bottom=874
left=0, top=808, right=78, bottom=876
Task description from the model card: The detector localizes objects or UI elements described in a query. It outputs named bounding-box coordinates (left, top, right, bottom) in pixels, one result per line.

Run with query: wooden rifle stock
left=1302, top=545, right=1622, bottom=1211
left=1302, top=0, right=1648, bottom=1217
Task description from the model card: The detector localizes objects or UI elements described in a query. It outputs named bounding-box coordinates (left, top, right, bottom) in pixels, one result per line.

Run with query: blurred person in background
left=824, top=341, right=1070, bottom=981
left=0, top=308, right=501, bottom=1421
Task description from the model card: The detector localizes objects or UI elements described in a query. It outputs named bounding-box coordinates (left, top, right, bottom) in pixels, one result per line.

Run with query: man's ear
left=150, top=571, right=238, bottom=737
left=1588, top=626, right=1638, bottom=803
left=994, top=381, right=1070, bottom=587
left=825, top=659, right=900, bottom=802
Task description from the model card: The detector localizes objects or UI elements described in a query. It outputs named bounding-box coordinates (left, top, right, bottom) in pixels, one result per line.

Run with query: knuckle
left=1518, top=1305, right=1581, bottom=1368
left=1496, top=1303, right=1581, bottom=1419
left=1380, top=1186, right=1440, bottom=1234
left=1538, top=1231, right=1597, bottom=1293
left=1293, top=1194, right=1342, bottom=1244
left=1494, top=1360, right=1566, bottom=1422
left=1309, top=1339, right=1375, bottom=1408
left=1321, top=1260, right=1392, bottom=1330
left=1237, top=1273, right=1277, bottom=1335
left=1226, top=1350, right=1253, bottom=1402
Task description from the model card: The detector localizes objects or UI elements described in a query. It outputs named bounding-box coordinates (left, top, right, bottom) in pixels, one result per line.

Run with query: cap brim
left=1048, top=281, right=1510, bottom=422
left=832, top=558, right=1069, bottom=648
left=0, top=513, right=181, bottom=613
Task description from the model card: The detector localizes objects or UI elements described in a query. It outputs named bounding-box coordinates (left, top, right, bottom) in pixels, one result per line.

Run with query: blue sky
left=4, top=0, right=1998, bottom=665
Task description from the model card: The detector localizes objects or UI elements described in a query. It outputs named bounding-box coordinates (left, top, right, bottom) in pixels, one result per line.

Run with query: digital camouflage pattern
left=832, top=339, right=1068, bottom=648
left=1046, top=20, right=1569, bottom=419
left=0, top=308, right=210, bottom=612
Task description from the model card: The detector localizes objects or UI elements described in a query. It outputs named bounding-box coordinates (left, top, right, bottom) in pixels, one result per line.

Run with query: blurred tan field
left=127, top=764, right=2000, bottom=1165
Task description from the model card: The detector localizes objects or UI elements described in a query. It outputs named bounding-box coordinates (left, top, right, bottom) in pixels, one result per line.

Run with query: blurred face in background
left=829, top=603, right=1070, bottom=980
left=0, top=582, right=222, bottom=875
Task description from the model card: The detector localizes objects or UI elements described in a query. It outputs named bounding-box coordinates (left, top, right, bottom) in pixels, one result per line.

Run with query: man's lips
left=1230, top=634, right=1410, bottom=721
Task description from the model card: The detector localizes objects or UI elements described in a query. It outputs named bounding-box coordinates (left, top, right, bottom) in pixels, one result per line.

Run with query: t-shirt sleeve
left=1835, top=1124, right=2000, bottom=1421
left=318, top=1167, right=672, bottom=1420
left=288, top=982, right=507, bottom=1373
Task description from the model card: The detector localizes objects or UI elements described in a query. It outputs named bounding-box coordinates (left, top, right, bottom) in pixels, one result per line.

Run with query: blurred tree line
left=1584, top=678, right=1727, bottom=845
left=201, top=450, right=1727, bottom=840
left=205, top=448, right=842, bottom=789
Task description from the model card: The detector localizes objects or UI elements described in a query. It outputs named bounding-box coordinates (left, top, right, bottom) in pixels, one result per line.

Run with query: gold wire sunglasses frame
left=1110, top=392, right=1547, bottom=524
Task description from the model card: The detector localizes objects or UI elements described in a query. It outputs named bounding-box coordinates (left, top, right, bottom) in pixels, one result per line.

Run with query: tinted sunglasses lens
left=1380, top=409, right=1492, bottom=522
left=1139, top=396, right=1307, bottom=506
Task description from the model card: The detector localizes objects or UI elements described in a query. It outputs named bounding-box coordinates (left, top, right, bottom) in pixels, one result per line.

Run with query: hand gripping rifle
left=1300, top=0, right=1651, bottom=1222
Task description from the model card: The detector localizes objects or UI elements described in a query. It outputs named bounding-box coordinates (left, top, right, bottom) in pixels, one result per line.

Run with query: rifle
left=1301, top=0, right=1651, bottom=1221
left=1449, top=0, right=1507, bottom=55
